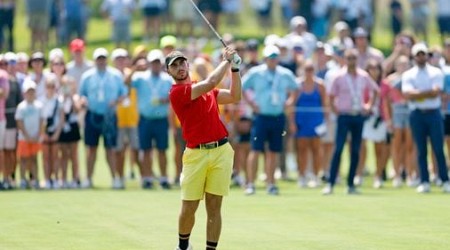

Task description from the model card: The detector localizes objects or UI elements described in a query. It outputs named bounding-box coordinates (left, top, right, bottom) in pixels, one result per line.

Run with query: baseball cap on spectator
left=93, top=48, right=109, bottom=60
left=263, top=45, right=280, bottom=59
left=334, top=21, right=349, bottom=33
left=4, top=52, right=17, bottom=63
left=276, top=38, right=289, bottom=49
left=22, top=79, right=37, bottom=93
left=291, top=35, right=305, bottom=53
left=29, top=51, right=47, bottom=67
left=16, top=52, right=29, bottom=62
left=165, top=51, right=187, bottom=68
left=353, top=27, right=368, bottom=38
left=111, top=48, right=128, bottom=60
left=147, top=49, right=164, bottom=63
left=49, top=48, right=64, bottom=61
left=160, top=35, right=177, bottom=49
left=264, top=34, right=280, bottom=46
left=411, top=43, right=428, bottom=56
left=246, top=39, right=259, bottom=51
left=133, top=44, right=147, bottom=58
left=70, top=38, right=85, bottom=52
left=290, top=16, right=307, bottom=30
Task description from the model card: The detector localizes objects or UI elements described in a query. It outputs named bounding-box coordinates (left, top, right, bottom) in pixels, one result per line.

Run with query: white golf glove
left=231, top=54, right=242, bottom=70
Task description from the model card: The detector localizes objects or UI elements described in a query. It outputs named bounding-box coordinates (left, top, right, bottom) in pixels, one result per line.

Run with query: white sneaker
left=442, top=182, right=450, bottom=193
left=354, top=176, right=363, bottom=186
left=407, top=177, right=419, bottom=187
left=308, top=176, right=320, bottom=188
left=112, top=177, right=122, bottom=189
left=244, top=184, right=255, bottom=195
left=322, top=184, right=333, bottom=195
left=81, top=179, right=93, bottom=189
left=176, top=243, right=193, bottom=250
left=44, top=180, right=52, bottom=190
left=373, top=178, right=383, bottom=189
left=297, top=176, right=307, bottom=188
left=392, top=177, right=402, bottom=188
left=416, top=183, right=431, bottom=193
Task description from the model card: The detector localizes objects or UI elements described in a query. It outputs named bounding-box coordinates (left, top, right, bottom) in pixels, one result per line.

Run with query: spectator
left=385, top=55, right=416, bottom=187
left=25, top=0, right=53, bottom=52
left=15, top=52, right=29, bottom=77
left=409, top=0, right=429, bottom=43
left=442, top=39, right=450, bottom=171
left=311, top=0, right=332, bottom=41
left=312, top=42, right=332, bottom=79
left=16, top=79, right=44, bottom=189
left=390, top=0, right=403, bottom=37
left=126, top=49, right=173, bottom=189
left=2, top=52, right=22, bottom=189
left=242, top=45, right=298, bottom=195
left=285, top=16, right=317, bottom=59
left=111, top=48, right=139, bottom=189
left=197, top=0, right=222, bottom=38
left=250, top=0, right=273, bottom=34
left=101, top=0, right=136, bottom=50
left=327, top=21, right=354, bottom=52
left=242, top=39, right=261, bottom=74
left=139, top=0, right=167, bottom=44
left=0, top=58, right=9, bottom=189
left=61, top=0, right=89, bottom=43
left=0, top=0, right=15, bottom=52
left=26, top=52, right=52, bottom=99
left=383, top=33, right=414, bottom=76
left=171, top=0, right=194, bottom=40
left=336, top=0, right=365, bottom=31
left=279, top=0, right=293, bottom=24
left=290, top=61, right=327, bottom=188
left=160, top=35, right=177, bottom=57
left=353, top=27, right=384, bottom=69
left=293, top=0, right=313, bottom=25
left=78, top=48, right=128, bottom=188
left=402, top=43, right=450, bottom=193
left=41, top=77, right=64, bottom=189
left=66, top=39, right=94, bottom=86
left=322, top=49, right=379, bottom=195
left=437, top=0, right=450, bottom=44
left=51, top=56, right=81, bottom=189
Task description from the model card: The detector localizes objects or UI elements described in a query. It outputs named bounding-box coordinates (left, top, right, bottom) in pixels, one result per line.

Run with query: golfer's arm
left=191, top=60, right=231, bottom=100
left=217, top=71, right=241, bottom=104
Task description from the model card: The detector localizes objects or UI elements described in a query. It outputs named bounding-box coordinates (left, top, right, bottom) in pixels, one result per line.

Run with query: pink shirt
left=330, top=67, right=379, bottom=114
left=0, top=69, right=10, bottom=121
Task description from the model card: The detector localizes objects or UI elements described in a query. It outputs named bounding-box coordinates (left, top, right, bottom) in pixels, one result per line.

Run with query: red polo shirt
left=169, top=83, right=228, bottom=148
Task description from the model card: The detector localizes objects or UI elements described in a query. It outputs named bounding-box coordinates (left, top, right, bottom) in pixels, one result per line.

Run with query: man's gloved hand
left=231, top=54, right=242, bottom=70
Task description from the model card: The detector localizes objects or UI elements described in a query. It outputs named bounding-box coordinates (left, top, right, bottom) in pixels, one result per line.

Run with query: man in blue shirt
left=79, top=48, right=128, bottom=188
left=242, top=45, right=298, bottom=195
left=126, top=49, right=173, bottom=189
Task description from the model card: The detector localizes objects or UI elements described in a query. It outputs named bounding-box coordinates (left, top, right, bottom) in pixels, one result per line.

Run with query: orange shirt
left=116, top=88, right=139, bottom=128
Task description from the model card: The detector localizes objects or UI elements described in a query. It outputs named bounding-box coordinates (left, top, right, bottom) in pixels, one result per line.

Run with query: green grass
left=2, top=180, right=450, bottom=250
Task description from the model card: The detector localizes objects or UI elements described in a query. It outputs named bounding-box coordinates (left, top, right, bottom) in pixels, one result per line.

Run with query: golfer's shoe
left=175, top=243, right=193, bottom=250
left=416, top=182, right=431, bottom=193
left=321, top=184, right=333, bottom=195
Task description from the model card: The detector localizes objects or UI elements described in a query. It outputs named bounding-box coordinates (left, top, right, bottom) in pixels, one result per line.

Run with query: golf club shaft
left=188, top=0, right=227, bottom=47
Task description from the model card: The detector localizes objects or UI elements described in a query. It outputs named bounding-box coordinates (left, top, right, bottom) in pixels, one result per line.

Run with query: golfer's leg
left=205, top=193, right=223, bottom=248
left=179, top=200, right=200, bottom=235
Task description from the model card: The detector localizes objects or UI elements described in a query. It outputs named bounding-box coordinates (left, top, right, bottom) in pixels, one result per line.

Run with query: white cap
left=276, top=38, right=289, bottom=49
left=111, top=48, right=128, bottom=60
left=93, top=48, right=109, bottom=60
left=334, top=21, right=349, bottom=32
left=291, top=35, right=305, bottom=51
left=290, top=16, right=307, bottom=30
left=147, top=49, right=164, bottom=62
left=16, top=52, right=29, bottom=62
left=4, top=52, right=17, bottom=62
left=411, top=43, right=428, bottom=56
left=264, top=34, right=280, bottom=46
left=49, top=48, right=64, bottom=61
left=263, top=45, right=280, bottom=58
left=22, top=79, right=37, bottom=93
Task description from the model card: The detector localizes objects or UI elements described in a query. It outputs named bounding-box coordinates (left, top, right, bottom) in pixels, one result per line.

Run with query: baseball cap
left=4, top=52, right=17, bottom=62
left=411, top=43, right=428, bottom=56
left=246, top=39, right=259, bottom=51
left=93, top=48, right=108, bottom=60
left=353, top=27, right=368, bottom=38
left=264, top=34, right=280, bottom=46
left=160, top=35, right=177, bottom=48
left=22, top=79, right=37, bottom=93
left=334, top=21, right=349, bottom=33
left=147, top=49, right=164, bottom=63
left=165, top=51, right=187, bottom=68
left=290, top=16, right=307, bottom=30
left=69, top=39, right=85, bottom=52
left=263, top=45, right=280, bottom=58
left=133, top=44, right=147, bottom=58
left=29, top=52, right=47, bottom=67
left=111, top=48, right=128, bottom=60
left=49, top=48, right=64, bottom=61
left=16, top=52, right=29, bottom=62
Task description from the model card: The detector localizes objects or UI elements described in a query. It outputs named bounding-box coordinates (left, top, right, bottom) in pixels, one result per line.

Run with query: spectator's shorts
left=84, top=111, right=117, bottom=149
left=138, top=116, right=169, bottom=150
left=172, top=0, right=195, bottom=21
left=116, top=127, right=139, bottom=151
left=250, top=114, right=285, bottom=152
left=321, top=114, right=337, bottom=143
left=392, top=103, right=410, bottom=129
left=0, top=120, right=5, bottom=150
left=362, top=115, right=388, bottom=142
left=438, top=16, right=450, bottom=33
left=17, top=140, right=41, bottom=158
left=142, top=6, right=163, bottom=17
left=1, top=128, right=17, bottom=150
left=444, top=114, right=450, bottom=136
left=112, top=20, right=131, bottom=44
left=181, top=142, right=234, bottom=200
left=28, top=13, right=50, bottom=31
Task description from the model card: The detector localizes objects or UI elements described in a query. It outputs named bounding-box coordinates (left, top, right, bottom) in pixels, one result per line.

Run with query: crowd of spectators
left=0, top=0, right=450, bottom=194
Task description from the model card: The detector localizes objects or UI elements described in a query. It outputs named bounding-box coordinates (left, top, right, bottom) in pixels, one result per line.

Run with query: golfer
left=168, top=47, right=241, bottom=250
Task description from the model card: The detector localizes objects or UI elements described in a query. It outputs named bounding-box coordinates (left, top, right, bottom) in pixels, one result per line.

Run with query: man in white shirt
left=402, top=43, right=450, bottom=193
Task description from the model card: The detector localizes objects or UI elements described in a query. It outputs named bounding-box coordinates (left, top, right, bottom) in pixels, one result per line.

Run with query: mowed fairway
left=2, top=173, right=450, bottom=250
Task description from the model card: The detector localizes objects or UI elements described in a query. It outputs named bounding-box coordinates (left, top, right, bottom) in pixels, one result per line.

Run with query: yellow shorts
left=181, top=143, right=234, bottom=200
